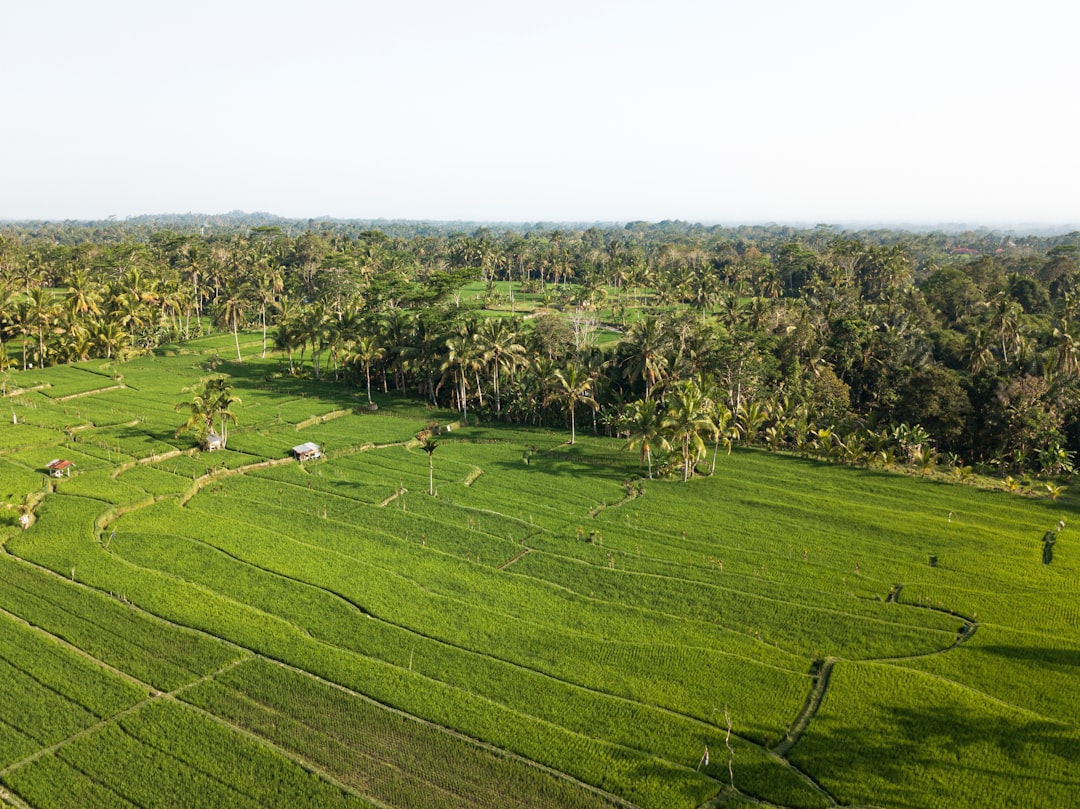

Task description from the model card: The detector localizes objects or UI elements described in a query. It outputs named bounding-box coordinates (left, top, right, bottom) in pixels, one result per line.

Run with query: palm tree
left=420, top=434, right=439, bottom=495
left=663, top=380, right=717, bottom=482
left=621, top=316, right=669, bottom=400
left=441, top=330, right=481, bottom=424
left=988, top=295, right=1024, bottom=365
left=93, top=320, right=128, bottom=360
left=252, top=260, right=284, bottom=358
left=217, top=279, right=252, bottom=363
left=23, top=287, right=60, bottom=368
left=736, top=400, right=769, bottom=446
left=624, top=398, right=669, bottom=479
left=1051, top=318, right=1080, bottom=378
left=548, top=362, right=598, bottom=445
left=965, top=326, right=996, bottom=375
left=64, top=269, right=103, bottom=319
left=176, top=376, right=241, bottom=448
left=349, top=334, right=385, bottom=405
left=708, top=398, right=735, bottom=475
left=478, top=318, right=526, bottom=414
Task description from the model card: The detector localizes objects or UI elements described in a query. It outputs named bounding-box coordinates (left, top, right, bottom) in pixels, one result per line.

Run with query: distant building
left=292, top=442, right=322, bottom=462
left=46, top=459, right=73, bottom=477
left=203, top=432, right=224, bottom=451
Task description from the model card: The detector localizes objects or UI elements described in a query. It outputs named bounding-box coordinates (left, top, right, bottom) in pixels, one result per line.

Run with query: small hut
left=203, top=432, right=224, bottom=452
left=292, top=441, right=322, bottom=462
left=46, top=459, right=73, bottom=477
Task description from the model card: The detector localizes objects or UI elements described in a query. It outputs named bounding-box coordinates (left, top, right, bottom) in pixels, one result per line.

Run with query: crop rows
left=789, top=661, right=1080, bottom=808
left=4, top=348, right=1079, bottom=809
left=0, top=423, right=62, bottom=452
left=107, top=501, right=807, bottom=738
left=510, top=550, right=960, bottom=660
left=183, top=656, right=627, bottom=809
left=57, top=490, right=794, bottom=805
left=0, top=552, right=236, bottom=691
left=0, top=611, right=144, bottom=719
left=4, top=700, right=367, bottom=809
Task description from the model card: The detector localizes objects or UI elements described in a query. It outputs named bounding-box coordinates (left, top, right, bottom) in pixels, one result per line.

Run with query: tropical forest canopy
left=2, top=215, right=1080, bottom=481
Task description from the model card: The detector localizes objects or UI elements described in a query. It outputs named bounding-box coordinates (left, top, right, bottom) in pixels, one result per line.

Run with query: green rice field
left=0, top=338, right=1077, bottom=808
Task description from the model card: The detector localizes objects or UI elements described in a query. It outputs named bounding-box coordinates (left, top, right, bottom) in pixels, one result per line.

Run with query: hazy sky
left=5, top=0, right=1078, bottom=225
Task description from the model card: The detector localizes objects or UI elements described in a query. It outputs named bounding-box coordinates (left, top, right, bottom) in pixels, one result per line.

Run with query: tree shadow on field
left=980, top=644, right=1080, bottom=670
left=623, top=758, right=714, bottom=808
left=109, top=420, right=183, bottom=448
left=213, top=360, right=368, bottom=405
left=789, top=703, right=1080, bottom=805
left=488, top=454, right=633, bottom=485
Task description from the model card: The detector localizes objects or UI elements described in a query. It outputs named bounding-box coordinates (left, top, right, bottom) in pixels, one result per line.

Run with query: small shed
left=292, top=442, right=322, bottom=462
left=46, top=459, right=73, bottom=477
left=203, top=432, right=224, bottom=452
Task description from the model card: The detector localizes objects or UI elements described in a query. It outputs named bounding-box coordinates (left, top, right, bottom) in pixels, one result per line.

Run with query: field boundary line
left=148, top=528, right=771, bottom=772
left=96, top=494, right=172, bottom=533
left=0, top=656, right=249, bottom=782
left=497, top=547, right=531, bottom=570
left=0, top=547, right=253, bottom=675
left=0, top=692, right=154, bottom=779
left=261, top=655, right=647, bottom=809
left=177, top=456, right=294, bottom=506
left=174, top=694, right=396, bottom=809
left=110, top=447, right=197, bottom=478
left=772, top=657, right=836, bottom=759
left=2, top=384, right=51, bottom=398
left=51, top=384, right=126, bottom=402
left=294, top=408, right=350, bottom=430
left=0, top=603, right=155, bottom=693
left=872, top=660, right=1067, bottom=725
left=377, top=486, right=407, bottom=507
left=588, top=486, right=641, bottom=519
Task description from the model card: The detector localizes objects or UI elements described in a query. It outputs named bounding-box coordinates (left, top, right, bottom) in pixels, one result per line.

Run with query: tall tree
left=549, top=362, right=598, bottom=445
left=625, top=398, right=669, bottom=478
left=663, top=380, right=717, bottom=481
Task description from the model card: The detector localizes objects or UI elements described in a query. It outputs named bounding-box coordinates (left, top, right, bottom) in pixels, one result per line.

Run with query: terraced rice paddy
left=0, top=340, right=1077, bottom=808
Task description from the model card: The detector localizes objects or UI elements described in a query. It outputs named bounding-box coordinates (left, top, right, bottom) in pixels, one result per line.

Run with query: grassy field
left=0, top=336, right=1077, bottom=808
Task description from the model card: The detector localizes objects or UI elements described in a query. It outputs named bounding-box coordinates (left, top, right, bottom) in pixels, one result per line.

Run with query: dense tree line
left=2, top=218, right=1079, bottom=483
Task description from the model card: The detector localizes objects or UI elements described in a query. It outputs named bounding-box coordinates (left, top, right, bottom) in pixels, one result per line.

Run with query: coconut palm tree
left=23, top=287, right=60, bottom=368
left=420, top=434, right=439, bottom=495
left=441, top=330, right=481, bottom=424
left=64, top=268, right=103, bottom=319
left=736, top=400, right=769, bottom=446
left=624, top=398, right=668, bottom=479
left=548, top=362, right=598, bottom=445
left=663, top=380, right=717, bottom=481
left=217, top=281, right=251, bottom=363
left=621, top=316, right=669, bottom=401
left=348, top=334, right=385, bottom=406
left=708, top=397, right=735, bottom=475
left=478, top=317, right=526, bottom=414
left=1051, top=318, right=1080, bottom=378
left=175, top=376, right=241, bottom=448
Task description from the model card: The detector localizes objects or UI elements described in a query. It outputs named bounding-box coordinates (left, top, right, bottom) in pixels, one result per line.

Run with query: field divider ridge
left=51, top=385, right=127, bottom=403
left=257, top=654, right=648, bottom=809
left=0, top=655, right=250, bottom=783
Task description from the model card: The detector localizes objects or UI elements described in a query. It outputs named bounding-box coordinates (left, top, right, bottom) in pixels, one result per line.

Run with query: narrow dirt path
left=0, top=656, right=248, bottom=780
left=772, top=658, right=836, bottom=759
left=52, top=385, right=126, bottom=402
left=497, top=547, right=531, bottom=571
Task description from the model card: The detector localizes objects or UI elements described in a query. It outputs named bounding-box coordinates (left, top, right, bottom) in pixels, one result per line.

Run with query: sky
left=4, top=0, right=1079, bottom=226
